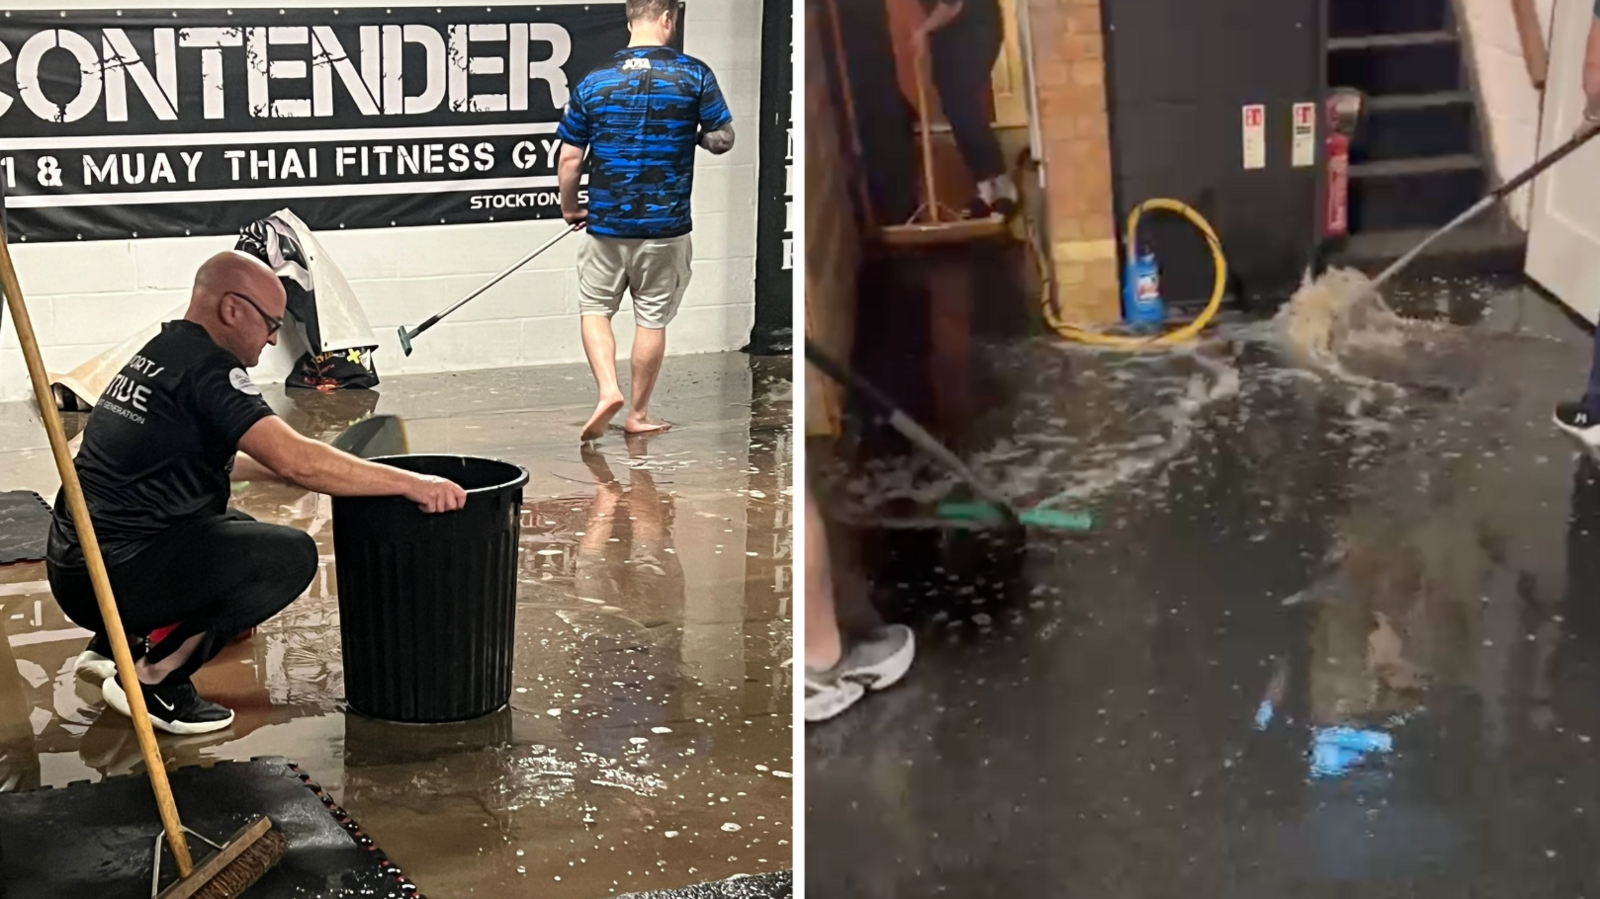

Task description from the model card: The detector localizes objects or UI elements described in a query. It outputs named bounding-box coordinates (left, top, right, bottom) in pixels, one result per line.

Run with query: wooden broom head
left=160, top=818, right=287, bottom=899
left=878, top=216, right=1009, bottom=247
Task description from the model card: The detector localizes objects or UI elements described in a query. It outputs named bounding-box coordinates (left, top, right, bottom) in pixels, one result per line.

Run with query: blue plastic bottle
left=1123, top=244, right=1164, bottom=327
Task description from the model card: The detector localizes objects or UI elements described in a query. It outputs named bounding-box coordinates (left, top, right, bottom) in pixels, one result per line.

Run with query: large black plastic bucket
left=332, top=455, right=529, bottom=723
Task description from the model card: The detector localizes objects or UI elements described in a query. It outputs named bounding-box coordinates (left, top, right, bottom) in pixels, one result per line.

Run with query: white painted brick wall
left=0, top=0, right=762, bottom=402
left=1459, top=0, right=1556, bottom=229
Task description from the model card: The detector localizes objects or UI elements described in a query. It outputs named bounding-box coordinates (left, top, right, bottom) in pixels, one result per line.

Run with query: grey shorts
left=576, top=232, right=693, bottom=329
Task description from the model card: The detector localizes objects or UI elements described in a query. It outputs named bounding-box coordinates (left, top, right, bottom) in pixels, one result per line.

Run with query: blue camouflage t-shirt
left=557, top=46, right=732, bottom=239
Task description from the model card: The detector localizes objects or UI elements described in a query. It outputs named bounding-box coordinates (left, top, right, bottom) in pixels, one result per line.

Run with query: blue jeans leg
left=1587, top=324, right=1600, bottom=414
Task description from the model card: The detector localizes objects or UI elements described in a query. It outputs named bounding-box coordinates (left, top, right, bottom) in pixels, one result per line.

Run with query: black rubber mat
left=0, top=491, right=50, bottom=565
left=0, top=757, right=419, bottom=899
left=615, top=871, right=793, bottom=898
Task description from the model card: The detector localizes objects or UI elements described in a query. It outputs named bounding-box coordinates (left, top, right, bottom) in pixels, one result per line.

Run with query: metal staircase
left=1325, top=0, right=1526, bottom=274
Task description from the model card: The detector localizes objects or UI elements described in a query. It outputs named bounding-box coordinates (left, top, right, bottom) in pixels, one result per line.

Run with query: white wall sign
left=1242, top=104, right=1266, bottom=170
left=1291, top=101, right=1316, bottom=168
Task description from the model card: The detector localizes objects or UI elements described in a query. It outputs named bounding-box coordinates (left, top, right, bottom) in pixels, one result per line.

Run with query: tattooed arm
left=699, top=122, right=736, bottom=155
left=697, top=65, right=735, bottom=155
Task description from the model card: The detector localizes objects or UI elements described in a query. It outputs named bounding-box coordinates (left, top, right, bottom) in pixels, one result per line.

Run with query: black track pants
left=47, top=510, right=317, bottom=681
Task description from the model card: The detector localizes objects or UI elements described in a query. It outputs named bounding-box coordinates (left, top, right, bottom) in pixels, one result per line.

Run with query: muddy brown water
left=0, top=352, right=793, bottom=897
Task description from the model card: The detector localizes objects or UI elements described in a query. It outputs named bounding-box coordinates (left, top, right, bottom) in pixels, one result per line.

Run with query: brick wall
left=1026, top=0, right=1120, bottom=324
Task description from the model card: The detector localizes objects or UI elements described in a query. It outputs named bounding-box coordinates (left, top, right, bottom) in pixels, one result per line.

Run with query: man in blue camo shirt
left=556, top=0, right=735, bottom=441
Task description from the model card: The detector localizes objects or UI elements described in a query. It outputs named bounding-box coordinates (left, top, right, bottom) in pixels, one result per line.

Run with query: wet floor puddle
left=0, top=353, right=793, bottom=896
left=809, top=282, right=1600, bottom=893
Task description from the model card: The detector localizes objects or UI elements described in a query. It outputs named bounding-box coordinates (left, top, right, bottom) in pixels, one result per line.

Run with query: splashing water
left=1273, top=267, right=1479, bottom=391
left=822, top=269, right=1495, bottom=523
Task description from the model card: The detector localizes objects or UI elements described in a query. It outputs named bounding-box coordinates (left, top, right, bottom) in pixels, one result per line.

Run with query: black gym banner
left=0, top=5, right=639, bottom=242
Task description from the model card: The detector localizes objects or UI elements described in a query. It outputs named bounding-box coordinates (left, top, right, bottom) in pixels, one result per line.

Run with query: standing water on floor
left=0, top=353, right=792, bottom=898
left=1273, top=266, right=1483, bottom=389
left=809, top=278, right=1600, bottom=896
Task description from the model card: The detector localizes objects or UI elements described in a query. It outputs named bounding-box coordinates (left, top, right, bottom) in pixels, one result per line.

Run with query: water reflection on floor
left=809, top=277, right=1600, bottom=896
left=0, top=351, right=793, bottom=897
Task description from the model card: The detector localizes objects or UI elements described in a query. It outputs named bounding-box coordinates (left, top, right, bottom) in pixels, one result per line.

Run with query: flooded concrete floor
left=0, top=351, right=793, bottom=897
left=808, top=277, right=1600, bottom=897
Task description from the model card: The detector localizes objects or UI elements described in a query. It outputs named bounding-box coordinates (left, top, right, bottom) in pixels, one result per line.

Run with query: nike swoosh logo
left=154, top=695, right=175, bottom=712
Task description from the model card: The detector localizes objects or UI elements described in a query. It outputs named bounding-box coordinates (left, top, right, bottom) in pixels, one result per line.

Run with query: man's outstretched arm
left=239, top=417, right=466, bottom=513
left=700, top=122, right=736, bottom=155
left=230, top=452, right=286, bottom=484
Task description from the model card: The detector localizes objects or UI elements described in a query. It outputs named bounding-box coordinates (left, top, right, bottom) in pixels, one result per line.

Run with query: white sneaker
left=75, top=633, right=149, bottom=682
left=805, top=671, right=866, bottom=723
left=804, top=625, right=916, bottom=723
left=843, top=625, right=916, bottom=689
left=75, top=649, right=115, bottom=682
left=74, top=634, right=116, bottom=682
left=976, top=176, right=1018, bottom=218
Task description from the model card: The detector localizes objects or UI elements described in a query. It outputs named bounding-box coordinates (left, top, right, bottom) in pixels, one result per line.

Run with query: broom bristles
left=179, top=826, right=287, bottom=899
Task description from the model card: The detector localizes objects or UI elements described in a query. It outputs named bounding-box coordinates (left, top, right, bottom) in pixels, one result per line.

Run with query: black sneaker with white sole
left=1555, top=401, right=1600, bottom=449
left=102, top=675, right=234, bottom=735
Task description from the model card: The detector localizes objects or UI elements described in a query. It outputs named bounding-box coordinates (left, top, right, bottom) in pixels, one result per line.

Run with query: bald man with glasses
left=46, top=251, right=468, bottom=735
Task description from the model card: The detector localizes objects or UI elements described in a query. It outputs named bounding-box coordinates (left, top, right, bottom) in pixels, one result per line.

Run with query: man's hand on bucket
left=406, top=475, right=469, bottom=513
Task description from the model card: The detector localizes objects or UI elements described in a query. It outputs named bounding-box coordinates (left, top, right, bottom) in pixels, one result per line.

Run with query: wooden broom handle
left=0, top=237, right=194, bottom=878
left=914, top=42, right=940, bottom=222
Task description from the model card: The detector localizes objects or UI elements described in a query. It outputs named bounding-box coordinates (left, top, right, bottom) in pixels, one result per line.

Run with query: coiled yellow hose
left=1043, top=198, right=1229, bottom=349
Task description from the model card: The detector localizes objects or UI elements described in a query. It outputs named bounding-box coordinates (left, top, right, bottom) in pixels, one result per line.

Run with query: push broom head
left=937, top=501, right=1094, bottom=532
left=878, top=216, right=1008, bottom=247
left=158, top=817, right=287, bottom=899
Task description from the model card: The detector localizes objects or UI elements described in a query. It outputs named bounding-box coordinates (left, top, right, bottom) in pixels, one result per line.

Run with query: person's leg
left=805, top=491, right=843, bottom=671
left=623, top=234, right=692, bottom=432
left=46, top=562, right=151, bottom=682
left=96, top=513, right=317, bottom=733
left=126, top=512, right=311, bottom=675
left=1586, top=330, right=1600, bottom=415
left=1554, top=329, right=1600, bottom=446
left=928, top=15, right=1013, bottom=213
left=834, top=0, right=920, bottom=223
left=804, top=492, right=916, bottom=723
left=581, top=316, right=625, bottom=439
left=804, top=491, right=859, bottom=722
left=577, top=233, right=631, bottom=440
left=627, top=328, right=668, bottom=432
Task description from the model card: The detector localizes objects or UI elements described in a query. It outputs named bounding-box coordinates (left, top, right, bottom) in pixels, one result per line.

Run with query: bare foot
left=623, top=412, right=673, bottom=434
left=581, top=394, right=625, bottom=441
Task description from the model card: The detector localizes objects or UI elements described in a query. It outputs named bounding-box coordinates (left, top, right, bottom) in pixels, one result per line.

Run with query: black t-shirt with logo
left=47, top=320, right=276, bottom=568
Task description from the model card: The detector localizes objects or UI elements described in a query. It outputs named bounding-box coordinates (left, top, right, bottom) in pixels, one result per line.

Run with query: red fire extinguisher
left=1324, top=89, right=1364, bottom=238
left=1324, top=126, right=1349, bottom=237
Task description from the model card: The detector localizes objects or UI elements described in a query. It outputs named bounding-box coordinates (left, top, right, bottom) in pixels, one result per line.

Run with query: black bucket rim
left=367, top=453, right=531, bottom=496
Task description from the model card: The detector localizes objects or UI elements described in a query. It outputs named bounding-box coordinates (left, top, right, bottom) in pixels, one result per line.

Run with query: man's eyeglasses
left=226, top=291, right=283, bottom=337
